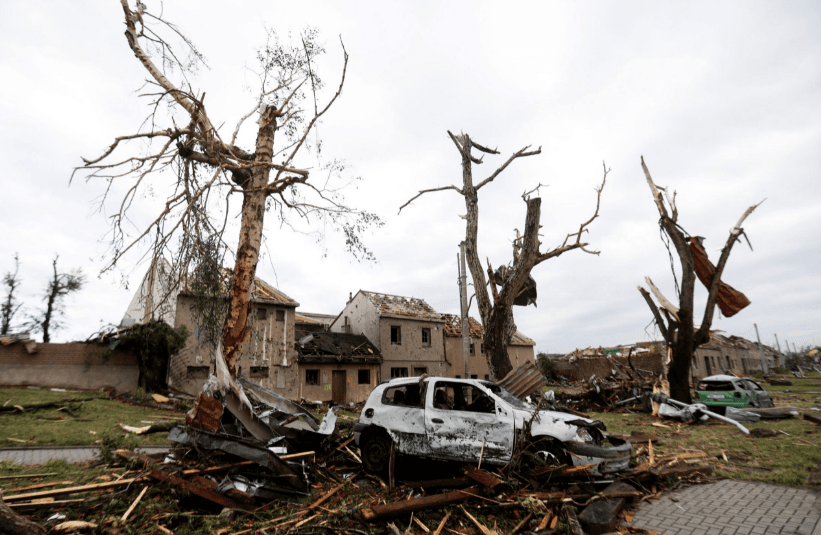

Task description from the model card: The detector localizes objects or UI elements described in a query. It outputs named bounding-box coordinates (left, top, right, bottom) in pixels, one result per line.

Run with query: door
left=425, top=380, right=514, bottom=463
left=332, top=370, right=347, bottom=404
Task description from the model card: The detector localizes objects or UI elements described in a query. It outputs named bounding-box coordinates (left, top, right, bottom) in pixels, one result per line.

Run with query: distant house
left=440, top=314, right=536, bottom=380
left=296, top=331, right=382, bottom=404
left=330, top=291, right=447, bottom=381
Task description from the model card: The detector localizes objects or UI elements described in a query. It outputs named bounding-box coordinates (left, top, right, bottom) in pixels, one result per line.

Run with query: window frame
left=305, top=369, right=320, bottom=385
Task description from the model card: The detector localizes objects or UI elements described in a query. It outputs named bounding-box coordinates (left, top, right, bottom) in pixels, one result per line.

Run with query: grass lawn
left=591, top=372, right=821, bottom=487
left=0, top=387, right=187, bottom=448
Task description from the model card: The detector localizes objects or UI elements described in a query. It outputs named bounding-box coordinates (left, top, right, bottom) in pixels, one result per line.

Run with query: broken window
left=480, top=344, right=484, bottom=353
left=432, top=382, right=495, bottom=414
left=382, top=384, right=423, bottom=407
left=257, top=307, right=267, bottom=320
left=413, top=367, right=427, bottom=376
left=469, top=343, right=475, bottom=355
left=697, top=380, right=736, bottom=391
left=390, top=325, right=401, bottom=345
left=421, top=328, right=431, bottom=345
left=358, top=369, right=370, bottom=384
left=390, top=367, right=408, bottom=378
left=250, top=366, right=269, bottom=378
left=187, top=366, right=209, bottom=379
left=276, top=309, right=285, bottom=321
left=484, top=374, right=490, bottom=380
left=305, top=369, right=320, bottom=385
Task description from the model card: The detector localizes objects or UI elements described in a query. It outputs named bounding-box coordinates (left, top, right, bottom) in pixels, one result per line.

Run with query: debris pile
left=0, top=381, right=719, bottom=535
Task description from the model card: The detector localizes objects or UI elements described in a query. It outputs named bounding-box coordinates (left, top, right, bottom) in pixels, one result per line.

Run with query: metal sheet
left=238, top=377, right=320, bottom=430
left=497, top=360, right=547, bottom=399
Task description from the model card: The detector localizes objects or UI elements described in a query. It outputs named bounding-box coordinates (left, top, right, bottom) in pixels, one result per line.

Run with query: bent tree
left=74, top=1, right=379, bottom=377
left=638, top=157, right=762, bottom=403
left=401, top=132, right=608, bottom=380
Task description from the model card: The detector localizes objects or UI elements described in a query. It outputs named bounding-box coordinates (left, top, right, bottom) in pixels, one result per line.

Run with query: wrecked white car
left=354, top=377, right=631, bottom=474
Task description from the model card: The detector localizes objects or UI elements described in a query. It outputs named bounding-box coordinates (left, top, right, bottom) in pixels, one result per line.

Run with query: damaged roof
left=179, top=268, right=298, bottom=307
left=252, top=278, right=299, bottom=307
left=296, top=332, right=382, bottom=364
left=440, top=313, right=536, bottom=346
left=359, top=291, right=443, bottom=321
left=295, top=312, right=337, bottom=326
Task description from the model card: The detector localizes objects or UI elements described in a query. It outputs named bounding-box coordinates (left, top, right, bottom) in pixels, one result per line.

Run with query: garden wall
left=0, top=342, right=139, bottom=394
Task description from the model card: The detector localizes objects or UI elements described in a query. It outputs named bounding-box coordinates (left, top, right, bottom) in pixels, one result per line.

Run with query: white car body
left=354, top=377, right=631, bottom=474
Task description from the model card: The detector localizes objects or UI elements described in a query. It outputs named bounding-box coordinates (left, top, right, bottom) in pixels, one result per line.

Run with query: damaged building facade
left=329, top=291, right=536, bottom=382
left=122, top=264, right=536, bottom=404
left=553, top=332, right=781, bottom=383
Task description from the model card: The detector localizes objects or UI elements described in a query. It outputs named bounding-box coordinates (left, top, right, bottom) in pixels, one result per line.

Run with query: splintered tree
left=74, top=2, right=379, bottom=377
left=401, top=132, right=607, bottom=380
left=638, top=157, right=762, bottom=403
left=30, top=256, right=85, bottom=343
left=1, top=254, right=23, bottom=336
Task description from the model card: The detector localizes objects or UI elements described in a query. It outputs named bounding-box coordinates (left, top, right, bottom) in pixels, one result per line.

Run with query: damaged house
left=440, top=313, right=536, bottom=380
left=330, top=291, right=447, bottom=380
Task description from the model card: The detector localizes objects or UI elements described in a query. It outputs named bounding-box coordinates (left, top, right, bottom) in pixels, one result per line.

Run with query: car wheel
left=361, top=433, right=392, bottom=473
left=523, top=438, right=571, bottom=468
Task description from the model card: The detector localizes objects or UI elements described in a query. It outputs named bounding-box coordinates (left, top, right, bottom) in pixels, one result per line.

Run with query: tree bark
left=0, top=497, right=46, bottom=535
left=222, top=106, right=279, bottom=375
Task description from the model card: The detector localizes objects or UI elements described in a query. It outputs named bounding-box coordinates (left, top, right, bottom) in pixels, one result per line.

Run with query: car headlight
left=576, top=427, right=594, bottom=443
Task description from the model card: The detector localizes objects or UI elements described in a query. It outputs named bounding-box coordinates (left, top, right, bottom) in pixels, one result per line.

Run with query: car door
left=424, top=380, right=514, bottom=463
left=745, top=380, right=772, bottom=408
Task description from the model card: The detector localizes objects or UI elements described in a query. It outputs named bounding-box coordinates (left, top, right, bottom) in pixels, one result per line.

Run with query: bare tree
left=73, top=2, right=379, bottom=376
left=1, top=254, right=23, bottom=336
left=29, top=256, right=85, bottom=343
left=638, top=156, right=762, bottom=403
left=401, top=132, right=607, bottom=379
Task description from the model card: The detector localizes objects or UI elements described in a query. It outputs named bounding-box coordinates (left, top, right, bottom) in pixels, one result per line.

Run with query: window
left=276, top=309, right=285, bottom=321
left=390, top=367, right=408, bottom=378
left=484, top=374, right=490, bottom=381
left=305, top=369, right=320, bottom=385
left=250, top=366, right=269, bottom=378
left=480, top=344, right=484, bottom=354
left=382, top=384, right=423, bottom=407
left=391, top=326, right=401, bottom=345
left=471, top=374, right=478, bottom=379
left=432, top=381, right=494, bottom=413
left=358, top=369, right=370, bottom=384
left=257, top=307, right=267, bottom=320
left=413, top=367, right=428, bottom=376
left=422, top=328, right=431, bottom=346
left=187, top=366, right=209, bottom=379
left=469, top=343, right=475, bottom=356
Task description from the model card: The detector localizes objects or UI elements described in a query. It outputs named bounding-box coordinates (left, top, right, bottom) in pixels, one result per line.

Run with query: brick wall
left=0, top=342, right=139, bottom=394
left=554, top=353, right=665, bottom=381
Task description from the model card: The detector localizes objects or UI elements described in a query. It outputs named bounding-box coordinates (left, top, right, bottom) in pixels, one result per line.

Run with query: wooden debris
left=146, top=469, right=247, bottom=511
left=414, top=516, right=431, bottom=533
left=361, top=485, right=483, bottom=520
left=6, top=480, right=74, bottom=493
left=121, top=486, right=148, bottom=522
left=0, top=473, right=58, bottom=481
left=511, top=512, right=534, bottom=534
left=464, top=466, right=503, bottom=489
left=461, top=505, right=499, bottom=535
left=3, top=478, right=143, bottom=502
left=433, top=512, right=452, bottom=535
left=151, top=393, right=170, bottom=404
left=53, top=520, right=98, bottom=533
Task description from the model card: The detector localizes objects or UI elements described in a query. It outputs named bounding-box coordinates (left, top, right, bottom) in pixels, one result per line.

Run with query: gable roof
left=295, top=312, right=337, bottom=326
left=440, top=313, right=535, bottom=346
left=358, top=290, right=443, bottom=321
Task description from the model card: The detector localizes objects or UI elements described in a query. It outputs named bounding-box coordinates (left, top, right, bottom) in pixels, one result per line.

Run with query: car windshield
left=485, top=383, right=532, bottom=410
left=697, top=381, right=737, bottom=391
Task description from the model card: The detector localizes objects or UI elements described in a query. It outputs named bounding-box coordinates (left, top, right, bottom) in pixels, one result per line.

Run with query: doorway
left=332, top=370, right=347, bottom=404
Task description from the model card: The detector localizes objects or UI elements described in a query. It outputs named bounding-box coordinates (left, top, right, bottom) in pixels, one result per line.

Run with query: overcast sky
left=1, top=1, right=819, bottom=354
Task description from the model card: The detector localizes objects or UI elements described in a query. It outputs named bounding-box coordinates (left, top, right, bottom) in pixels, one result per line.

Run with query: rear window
left=697, top=381, right=737, bottom=391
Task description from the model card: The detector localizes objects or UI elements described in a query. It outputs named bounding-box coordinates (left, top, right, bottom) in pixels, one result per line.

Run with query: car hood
left=511, top=407, right=598, bottom=442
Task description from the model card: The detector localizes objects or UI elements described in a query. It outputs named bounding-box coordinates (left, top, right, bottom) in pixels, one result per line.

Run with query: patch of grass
left=591, top=374, right=821, bottom=487
left=0, top=388, right=185, bottom=447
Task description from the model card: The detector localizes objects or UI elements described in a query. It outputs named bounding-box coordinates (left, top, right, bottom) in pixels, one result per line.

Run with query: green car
left=693, top=374, right=774, bottom=414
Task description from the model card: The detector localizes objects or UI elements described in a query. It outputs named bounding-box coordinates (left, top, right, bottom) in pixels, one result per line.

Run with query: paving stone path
left=627, top=479, right=821, bottom=535
left=0, top=445, right=171, bottom=465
